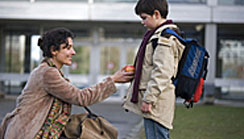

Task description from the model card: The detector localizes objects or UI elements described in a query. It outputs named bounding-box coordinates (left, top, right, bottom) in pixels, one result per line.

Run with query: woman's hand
left=111, top=67, right=135, bottom=83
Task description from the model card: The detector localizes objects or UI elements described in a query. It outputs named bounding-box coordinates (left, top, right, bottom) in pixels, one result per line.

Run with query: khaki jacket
left=0, top=62, right=116, bottom=139
left=123, top=24, right=185, bottom=129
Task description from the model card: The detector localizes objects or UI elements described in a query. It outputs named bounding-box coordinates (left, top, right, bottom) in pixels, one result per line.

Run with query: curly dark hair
left=135, top=0, right=168, bottom=18
left=37, top=27, right=75, bottom=58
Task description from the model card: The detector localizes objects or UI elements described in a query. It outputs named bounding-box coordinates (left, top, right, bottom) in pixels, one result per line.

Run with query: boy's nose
left=141, top=20, right=144, bottom=25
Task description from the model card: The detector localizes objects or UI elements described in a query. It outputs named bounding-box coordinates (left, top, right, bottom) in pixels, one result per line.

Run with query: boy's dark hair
left=135, top=0, right=168, bottom=18
left=38, top=27, right=75, bottom=58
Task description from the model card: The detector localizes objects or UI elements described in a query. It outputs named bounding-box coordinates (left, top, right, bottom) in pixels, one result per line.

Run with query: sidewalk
left=1, top=95, right=244, bottom=139
left=0, top=95, right=142, bottom=139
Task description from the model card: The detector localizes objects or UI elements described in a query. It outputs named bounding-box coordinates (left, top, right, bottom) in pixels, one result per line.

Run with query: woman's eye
left=67, top=46, right=72, bottom=50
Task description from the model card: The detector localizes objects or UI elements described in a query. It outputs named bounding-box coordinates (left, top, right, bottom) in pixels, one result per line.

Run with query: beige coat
left=123, top=24, right=185, bottom=129
left=0, top=62, right=116, bottom=139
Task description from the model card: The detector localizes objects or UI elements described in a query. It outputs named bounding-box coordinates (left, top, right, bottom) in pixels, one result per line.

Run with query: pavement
left=1, top=94, right=244, bottom=139
left=0, top=95, right=142, bottom=139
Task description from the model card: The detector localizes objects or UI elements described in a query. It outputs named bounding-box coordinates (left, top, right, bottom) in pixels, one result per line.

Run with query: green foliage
left=139, top=104, right=244, bottom=139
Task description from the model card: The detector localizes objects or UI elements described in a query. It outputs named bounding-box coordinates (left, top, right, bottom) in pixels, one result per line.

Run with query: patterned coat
left=123, top=24, right=185, bottom=129
left=0, top=62, right=116, bottom=139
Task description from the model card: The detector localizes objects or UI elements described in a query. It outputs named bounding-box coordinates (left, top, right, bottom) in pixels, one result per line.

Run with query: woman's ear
left=50, top=46, right=57, bottom=57
left=51, top=51, right=57, bottom=57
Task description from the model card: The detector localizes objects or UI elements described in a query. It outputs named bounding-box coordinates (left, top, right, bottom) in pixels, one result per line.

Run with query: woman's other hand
left=111, top=67, right=135, bottom=83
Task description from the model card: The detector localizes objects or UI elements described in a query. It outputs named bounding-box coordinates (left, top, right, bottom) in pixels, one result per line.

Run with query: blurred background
left=0, top=0, right=244, bottom=102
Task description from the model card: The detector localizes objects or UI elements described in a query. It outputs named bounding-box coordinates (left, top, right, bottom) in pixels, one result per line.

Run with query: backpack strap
left=161, top=28, right=186, bottom=45
left=152, top=28, right=183, bottom=52
left=202, top=52, right=210, bottom=80
left=161, top=28, right=188, bottom=81
left=151, top=38, right=159, bottom=51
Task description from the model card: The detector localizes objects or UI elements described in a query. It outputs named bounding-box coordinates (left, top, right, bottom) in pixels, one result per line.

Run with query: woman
left=0, top=27, right=134, bottom=139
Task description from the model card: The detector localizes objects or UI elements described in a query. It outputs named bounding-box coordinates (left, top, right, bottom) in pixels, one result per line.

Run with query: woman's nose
left=71, top=48, right=76, bottom=55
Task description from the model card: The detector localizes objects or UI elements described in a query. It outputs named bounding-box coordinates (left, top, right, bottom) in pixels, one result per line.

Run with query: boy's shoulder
left=150, top=24, right=178, bottom=41
left=150, top=24, right=180, bottom=48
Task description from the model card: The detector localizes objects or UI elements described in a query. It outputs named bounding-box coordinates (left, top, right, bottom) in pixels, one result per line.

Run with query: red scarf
left=131, top=20, right=173, bottom=103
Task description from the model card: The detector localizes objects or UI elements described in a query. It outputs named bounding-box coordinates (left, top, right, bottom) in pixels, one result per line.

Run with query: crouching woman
left=0, top=27, right=134, bottom=139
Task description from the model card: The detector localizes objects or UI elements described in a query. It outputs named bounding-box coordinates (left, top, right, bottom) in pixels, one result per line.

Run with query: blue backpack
left=153, top=28, right=210, bottom=108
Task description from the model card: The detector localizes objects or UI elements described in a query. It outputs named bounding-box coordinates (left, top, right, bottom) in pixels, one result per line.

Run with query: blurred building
left=0, top=0, right=244, bottom=101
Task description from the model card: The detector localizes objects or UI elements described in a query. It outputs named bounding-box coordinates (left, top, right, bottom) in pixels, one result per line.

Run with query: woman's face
left=52, top=37, right=76, bottom=69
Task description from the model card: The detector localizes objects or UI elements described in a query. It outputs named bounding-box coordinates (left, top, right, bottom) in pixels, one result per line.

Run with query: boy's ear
left=153, top=10, right=162, bottom=19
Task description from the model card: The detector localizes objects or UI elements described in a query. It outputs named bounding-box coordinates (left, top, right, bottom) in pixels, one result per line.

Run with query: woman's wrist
left=110, top=75, right=117, bottom=83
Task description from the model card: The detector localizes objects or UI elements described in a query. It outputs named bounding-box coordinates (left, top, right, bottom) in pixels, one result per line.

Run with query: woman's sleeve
left=43, top=68, right=117, bottom=106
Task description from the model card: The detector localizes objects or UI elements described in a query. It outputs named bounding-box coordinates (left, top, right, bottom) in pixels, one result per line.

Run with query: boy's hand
left=141, top=101, right=152, bottom=113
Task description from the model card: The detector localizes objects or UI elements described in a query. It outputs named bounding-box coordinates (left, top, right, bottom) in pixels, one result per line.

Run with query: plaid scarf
left=131, top=20, right=173, bottom=103
left=34, top=58, right=71, bottom=139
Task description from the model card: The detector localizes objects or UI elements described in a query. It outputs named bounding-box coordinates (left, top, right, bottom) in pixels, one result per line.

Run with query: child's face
left=139, top=13, right=157, bottom=30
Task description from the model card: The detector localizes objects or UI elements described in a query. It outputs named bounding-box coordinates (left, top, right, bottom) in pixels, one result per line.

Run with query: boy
left=122, top=0, right=185, bottom=138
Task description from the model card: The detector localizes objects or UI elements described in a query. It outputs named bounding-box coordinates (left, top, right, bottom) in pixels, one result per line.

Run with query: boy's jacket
left=123, top=24, right=185, bottom=129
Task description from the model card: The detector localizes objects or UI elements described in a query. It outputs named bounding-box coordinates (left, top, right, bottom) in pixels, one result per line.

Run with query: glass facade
left=0, top=0, right=87, bottom=1
left=217, top=39, right=244, bottom=94
left=216, top=24, right=244, bottom=94
left=126, top=47, right=137, bottom=65
left=5, top=35, right=26, bottom=73
left=100, top=46, right=120, bottom=75
left=0, top=0, right=207, bottom=4
left=94, top=0, right=206, bottom=3
left=216, top=24, right=244, bottom=79
left=31, top=35, right=42, bottom=70
left=0, top=0, right=29, bottom=1
left=94, top=0, right=135, bottom=2
left=168, top=0, right=206, bottom=4
left=218, top=40, right=244, bottom=79
left=218, top=0, right=244, bottom=5
left=69, top=45, right=90, bottom=74
left=5, top=0, right=77, bottom=1
left=6, top=0, right=244, bottom=5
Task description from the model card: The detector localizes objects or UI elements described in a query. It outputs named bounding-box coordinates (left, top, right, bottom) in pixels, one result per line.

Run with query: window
left=36, top=0, right=87, bottom=2
left=100, top=46, right=120, bottom=75
left=3, top=34, right=27, bottom=94
left=216, top=24, right=244, bottom=94
left=168, top=0, right=206, bottom=4
left=69, top=46, right=90, bottom=74
left=94, top=0, right=206, bottom=3
left=5, top=35, right=26, bottom=73
left=31, top=35, right=42, bottom=70
left=217, top=24, right=244, bottom=79
left=94, top=0, right=135, bottom=3
left=218, top=40, right=244, bottom=79
left=0, top=0, right=29, bottom=1
left=218, top=0, right=244, bottom=5
left=126, top=47, right=137, bottom=65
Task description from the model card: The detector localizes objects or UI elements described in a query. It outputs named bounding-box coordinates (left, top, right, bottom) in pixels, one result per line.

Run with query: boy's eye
left=141, top=17, right=146, bottom=20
